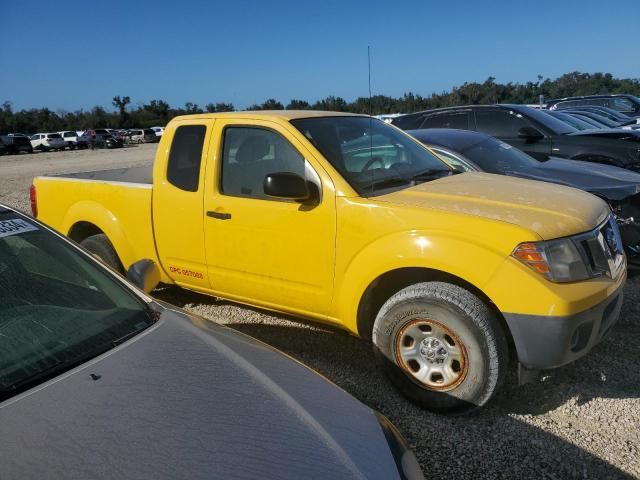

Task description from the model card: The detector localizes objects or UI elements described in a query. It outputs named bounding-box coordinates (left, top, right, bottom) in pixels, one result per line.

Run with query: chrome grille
left=574, top=215, right=625, bottom=279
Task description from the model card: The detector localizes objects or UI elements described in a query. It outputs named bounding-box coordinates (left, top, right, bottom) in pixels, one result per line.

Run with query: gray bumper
left=504, top=284, right=624, bottom=370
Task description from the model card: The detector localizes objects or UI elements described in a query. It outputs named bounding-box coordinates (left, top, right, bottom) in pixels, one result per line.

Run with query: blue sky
left=2, top=0, right=637, bottom=111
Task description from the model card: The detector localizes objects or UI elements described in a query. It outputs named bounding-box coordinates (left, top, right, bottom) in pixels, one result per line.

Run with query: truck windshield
left=291, top=116, right=452, bottom=195
left=0, top=212, right=154, bottom=401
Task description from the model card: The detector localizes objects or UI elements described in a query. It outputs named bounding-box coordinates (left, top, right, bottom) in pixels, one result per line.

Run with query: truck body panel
left=33, top=111, right=624, bottom=340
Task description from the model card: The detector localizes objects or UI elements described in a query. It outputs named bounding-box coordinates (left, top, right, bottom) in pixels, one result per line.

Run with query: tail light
left=30, top=183, right=38, bottom=217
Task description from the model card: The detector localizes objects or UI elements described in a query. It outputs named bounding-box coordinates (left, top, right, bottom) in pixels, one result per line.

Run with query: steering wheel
left=360, top=156, right=385, bottom=172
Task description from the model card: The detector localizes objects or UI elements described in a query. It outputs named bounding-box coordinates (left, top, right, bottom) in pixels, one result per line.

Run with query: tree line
left=2, top=72, right=639, bottom=134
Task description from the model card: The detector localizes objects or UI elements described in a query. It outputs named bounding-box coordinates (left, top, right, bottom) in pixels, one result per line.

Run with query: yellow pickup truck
left=32, top=111, right=626, bottom=413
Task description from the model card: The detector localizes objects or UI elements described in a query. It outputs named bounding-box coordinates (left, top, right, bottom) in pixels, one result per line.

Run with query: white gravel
left=1, top=145, right=638, bottom=479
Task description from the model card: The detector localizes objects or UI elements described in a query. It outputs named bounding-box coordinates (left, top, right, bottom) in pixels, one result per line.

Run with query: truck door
left=152, top=119, right=213, bottom=290
left=203, top=119, right=336, bottom=318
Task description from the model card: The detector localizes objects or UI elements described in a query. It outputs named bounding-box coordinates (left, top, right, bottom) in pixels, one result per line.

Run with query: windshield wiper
left=359, top=176, right=412, bottom=192
left=410, top=168, right=459, bottom=181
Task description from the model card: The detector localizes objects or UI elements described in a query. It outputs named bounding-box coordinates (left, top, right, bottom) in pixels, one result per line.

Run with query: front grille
left=574, top=215, right=625, bottom=279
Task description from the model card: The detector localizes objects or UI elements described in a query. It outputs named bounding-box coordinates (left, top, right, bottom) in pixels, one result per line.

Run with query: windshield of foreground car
left=0, top=213, right=154, bottom=401
left=458, top=137, right=540, bottom=174
left=291, top=116, right=452, bottom=195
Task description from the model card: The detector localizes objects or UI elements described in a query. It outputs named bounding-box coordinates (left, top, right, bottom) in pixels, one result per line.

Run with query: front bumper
left=504, top=280, right=625, bottom=370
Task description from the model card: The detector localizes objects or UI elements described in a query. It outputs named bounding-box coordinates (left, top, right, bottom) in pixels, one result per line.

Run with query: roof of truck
left=171, top=110, right=368, bottom=122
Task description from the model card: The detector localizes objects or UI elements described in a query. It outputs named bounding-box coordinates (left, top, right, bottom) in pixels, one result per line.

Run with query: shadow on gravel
left=155, top=285, right=638, bottom=479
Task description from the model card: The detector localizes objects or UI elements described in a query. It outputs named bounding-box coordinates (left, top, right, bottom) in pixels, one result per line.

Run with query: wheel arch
left=356, top=267, right=514, bottom=352
left=62, top=201, right=135, bottom=270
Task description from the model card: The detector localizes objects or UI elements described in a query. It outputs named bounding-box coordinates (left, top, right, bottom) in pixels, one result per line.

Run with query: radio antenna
left=368, top=45, right=374, bottom=194
left=368, top=46, right=372, bottom=115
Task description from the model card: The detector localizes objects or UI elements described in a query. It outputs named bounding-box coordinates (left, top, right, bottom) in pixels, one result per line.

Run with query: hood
left=507, top=157, right=640, bottom=201
left=569, top=129, right=640, bottom=141
left=0, top=308, right=403, bottom=480
left=375, top=172, right=610, bottom=240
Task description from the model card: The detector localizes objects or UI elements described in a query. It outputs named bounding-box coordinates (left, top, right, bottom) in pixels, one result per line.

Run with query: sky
left=1, top=0, right=638, bottom=112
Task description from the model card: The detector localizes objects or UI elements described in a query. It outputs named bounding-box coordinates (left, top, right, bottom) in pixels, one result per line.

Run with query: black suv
left=546, top=95, right=640, bottom=118
left=392, top=104, right=640, bottom=172
left=0, top=134, right=34, bottom=154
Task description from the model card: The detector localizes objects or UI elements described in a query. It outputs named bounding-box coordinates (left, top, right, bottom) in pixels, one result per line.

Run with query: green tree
left=112, top=95, right=131, bottom=127
left=261, top=98, right=284, bottom=110
left=286, top=99, right=311, bottom=110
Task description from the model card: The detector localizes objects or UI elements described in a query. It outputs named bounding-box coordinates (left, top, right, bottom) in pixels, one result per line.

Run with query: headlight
left=375, top=413, right=424, bottom=480
left=512, top=237, right=590, bottom=282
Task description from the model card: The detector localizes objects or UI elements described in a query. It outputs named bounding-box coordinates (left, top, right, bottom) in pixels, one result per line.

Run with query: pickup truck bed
left=34, top=166, right=158, bottom=275
left=49, top=166, right=153, bottom=185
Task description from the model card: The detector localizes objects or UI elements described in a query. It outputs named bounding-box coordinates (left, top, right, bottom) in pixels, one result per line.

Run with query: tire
left=80, top=234, right=124, bottom=273
left=372, top=282, right=508, bottom=414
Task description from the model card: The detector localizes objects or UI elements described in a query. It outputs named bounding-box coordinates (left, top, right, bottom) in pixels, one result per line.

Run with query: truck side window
left=221, top=127, right=306, bottom=199
left=167, top=125, right=206, bottom=192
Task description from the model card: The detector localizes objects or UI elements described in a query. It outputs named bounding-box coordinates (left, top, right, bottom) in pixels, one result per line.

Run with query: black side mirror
left=264, top=172, right=317, bottom=203
left=517, top=126, right=544, bottom=142
left=127, top=259, right=160, bottom=293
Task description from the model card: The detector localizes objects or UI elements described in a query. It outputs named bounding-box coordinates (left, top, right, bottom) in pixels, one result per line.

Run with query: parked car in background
left=409, top=128, right=640, bottom=265
left=29, top=133, right=67, bottom=151
left=151, top=126, right=165, bottom=137
left=126, top=128, right=158, bottom=144
left=107, top=129, right=126, bottom=142
left=547, top=94, right=640, bottom=118
left=543, top=110, right=605, bottom=131
left=0, top=203, right=423, bottom=480
left=563, top=106, right=640, bottom=125
left=58, top=130, right=88, bottom=149
left=392, top=104, right=640, bottom=172
left=83, top=129, right=124, bottom=149
left=563, top=109, right=640, bottom=131
left=0, top=137, right=6, bottom=155
left=0, top=134, right=33, bottom=154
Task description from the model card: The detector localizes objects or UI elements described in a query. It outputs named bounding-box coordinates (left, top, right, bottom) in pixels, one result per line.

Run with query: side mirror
left=517, top=126, right=544, bottom=142
left=126, top=259, right=160, bottom=293
left=264, top=172, right=318, bottom=203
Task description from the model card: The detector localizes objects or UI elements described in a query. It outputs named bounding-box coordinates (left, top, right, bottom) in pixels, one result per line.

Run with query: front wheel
left=372, top=282, right=508, bottom=414
left=80, top=234, right=124, bottom=273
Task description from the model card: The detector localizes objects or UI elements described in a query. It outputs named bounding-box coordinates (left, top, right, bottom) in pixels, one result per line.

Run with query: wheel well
left=356, top=267, right=514, bottom=347
left=68, top=221, right=103, bottom=243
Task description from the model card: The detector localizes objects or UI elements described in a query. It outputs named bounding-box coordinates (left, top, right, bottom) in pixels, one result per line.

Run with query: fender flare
left=334, top=230, right=507, bottom=336
left=62, top=200, right=136, bottom=270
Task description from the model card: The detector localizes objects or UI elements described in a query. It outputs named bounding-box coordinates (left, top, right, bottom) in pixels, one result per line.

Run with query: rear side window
left=421, top=113, right=469, bottom=130
left=47, top=134, right=62, bottom=139
left=167, top=125, right=206, bottom=192
left=611, top=98, right=634, bottom=113
left=474, top=109, right=528, bottom=137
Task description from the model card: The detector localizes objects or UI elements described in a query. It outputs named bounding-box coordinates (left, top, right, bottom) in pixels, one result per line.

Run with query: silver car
left=0, top=204, right=423, bottom=480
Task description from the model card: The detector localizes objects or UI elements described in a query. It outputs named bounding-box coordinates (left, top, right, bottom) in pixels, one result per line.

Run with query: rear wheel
left=80, top=234, right=124, bottom=273
left=372, top=282, right=508, bottom=414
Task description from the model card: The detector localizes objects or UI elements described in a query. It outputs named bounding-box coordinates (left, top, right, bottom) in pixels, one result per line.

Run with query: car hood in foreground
left=376, top=172, right=610, bottom=240
left=0, top=307, right=405, bottom=480
left=506, top=157, right=640, bottom=201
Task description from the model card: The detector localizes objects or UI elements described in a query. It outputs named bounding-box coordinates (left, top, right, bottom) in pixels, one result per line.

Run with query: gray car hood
left=0, top=307, right=402, bottom=480
left=508, top=157, right=640, bottom=201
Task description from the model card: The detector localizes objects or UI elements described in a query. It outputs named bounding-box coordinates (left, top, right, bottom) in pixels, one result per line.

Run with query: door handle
left=207, top=211, right=232, bottom=220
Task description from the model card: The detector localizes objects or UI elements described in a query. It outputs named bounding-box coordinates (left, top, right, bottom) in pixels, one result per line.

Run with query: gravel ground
left=2, top=145, right=639, bottom=479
